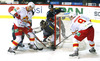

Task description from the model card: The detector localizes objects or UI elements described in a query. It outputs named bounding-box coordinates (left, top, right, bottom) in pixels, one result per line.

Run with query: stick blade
left=8, top=6, right=15, bottom=13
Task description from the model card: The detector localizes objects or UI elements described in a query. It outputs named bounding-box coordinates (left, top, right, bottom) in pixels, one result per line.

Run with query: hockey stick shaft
left=26, top=34, right=39, bottom=48
left=32, top=27, right=40, bottom=29
left=56, top=34, right=73, bottom=47
left=32, top=32, right=47, bottom=47
left=26, top=34, right=43, bottom=50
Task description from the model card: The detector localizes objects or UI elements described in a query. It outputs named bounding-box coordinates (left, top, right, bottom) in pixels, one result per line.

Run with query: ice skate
left=69, top=52, right=79, bottom=57
left=13, top=43, right=24, bottom=50
left=29, top=44, right=43, bottom=50
left=69, top=50, right=80, bottom=59
left=34, top=44, right=43, bottom=50
left=69, top=48, right=79, bottom=57
left=18, top=43, right=25, bottom=47
left=29, top=44, right=38, bottom=50
left=89, top=47, right=96, bottom=53
left=49, top=42, right=56, bottom=50
left=8, top=47, right=16, bottom=54
left=51, top=45, right=56, bottom=50
left=13, top=46, right=18, bottom=50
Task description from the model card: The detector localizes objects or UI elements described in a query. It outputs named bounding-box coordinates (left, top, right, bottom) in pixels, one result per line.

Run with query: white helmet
left=69, top=12, right=76, bottom=17
left=28, top=2, right=35, bottom=8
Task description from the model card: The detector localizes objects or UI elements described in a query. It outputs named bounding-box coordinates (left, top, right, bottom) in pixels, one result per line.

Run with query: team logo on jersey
left=15, top=29, right=18, bottom=33
left=76, top=32, right=81, bottom=37
left=22, top=16, right=29, bottom=22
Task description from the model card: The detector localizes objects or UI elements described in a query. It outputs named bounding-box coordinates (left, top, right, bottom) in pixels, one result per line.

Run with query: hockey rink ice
left=0, top=19, right=100, bottom=61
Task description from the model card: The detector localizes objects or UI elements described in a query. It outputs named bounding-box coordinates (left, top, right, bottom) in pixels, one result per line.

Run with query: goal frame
left=54, top=12, right=70, bottom=47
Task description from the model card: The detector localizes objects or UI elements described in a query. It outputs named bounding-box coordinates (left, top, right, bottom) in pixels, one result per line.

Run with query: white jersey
left=70, top=14, right=93, bottom=32
left=13, top=7, right=33, bottom=27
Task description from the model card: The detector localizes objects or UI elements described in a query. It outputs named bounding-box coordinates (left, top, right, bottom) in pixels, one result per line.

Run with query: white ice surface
left=0, top=19, right=100, bottom=61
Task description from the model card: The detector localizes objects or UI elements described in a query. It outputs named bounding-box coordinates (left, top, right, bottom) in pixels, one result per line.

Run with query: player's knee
left=88, top=40, right=94, bottom=44
left=28, top=32, right=34, bottom=38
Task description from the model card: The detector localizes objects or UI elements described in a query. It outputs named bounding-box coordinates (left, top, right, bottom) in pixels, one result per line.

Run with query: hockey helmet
left=40, top=20, right=47, bottom=28
left=28, top=2, right=35, bottom=8
left=49, top=4, right=53, bottom=9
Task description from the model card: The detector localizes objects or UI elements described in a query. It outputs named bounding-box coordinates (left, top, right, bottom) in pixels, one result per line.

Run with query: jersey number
left=78, top=18, right=86, bottom=24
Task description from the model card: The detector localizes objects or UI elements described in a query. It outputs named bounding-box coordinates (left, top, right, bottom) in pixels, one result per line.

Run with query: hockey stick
left=8, top=6, right=15, bottom=13
left=34, top=43, right=43, bottom=50
left=32, top=32, right=47, bottom=47
left=25, top=34, right=43, bottom=50
left=25, top=27, right=46, bottom=48
left=32, top=27, right=40, bottom=29
left=56, top=34, right=73, bottom=47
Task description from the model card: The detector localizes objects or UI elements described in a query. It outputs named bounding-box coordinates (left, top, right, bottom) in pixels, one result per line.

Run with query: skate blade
left=33, top=48, right=43, bottom=50
left=7, top=51, right=16, bottom=55
left=46, top=47, right=56, bottom=51
left=17, top=47, right=29, bottom=51
left=38, top=48, right=43, bottom=50
left=90, top=52, right=97, bottom=54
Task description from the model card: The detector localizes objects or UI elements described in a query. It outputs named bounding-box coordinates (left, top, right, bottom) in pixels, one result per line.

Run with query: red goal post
left=54, top=12, right=70, bottom=47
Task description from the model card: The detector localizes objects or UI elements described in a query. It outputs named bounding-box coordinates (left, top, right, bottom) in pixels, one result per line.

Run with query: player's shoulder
left=21, top=7, right=26, bottom=10
left=54, top=8, right=60, bottom=11
left=17, top=7, right=26, bottom=11
left=54, top=7, right=63, bottom=11
left=78, top=14, right=88, bottom=19
left=77, top=14, right=84, bottom=17
left=54, top=8, right=60, bottom=10
left=47, top=10, right=51, bottom=14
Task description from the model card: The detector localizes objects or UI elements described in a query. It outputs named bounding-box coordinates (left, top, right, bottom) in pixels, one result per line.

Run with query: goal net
left=54, top=12, right=86, bottom=51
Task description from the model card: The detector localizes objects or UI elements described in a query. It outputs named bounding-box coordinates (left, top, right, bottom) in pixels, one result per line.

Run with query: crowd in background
left=0, top=0, right=100, bottom=6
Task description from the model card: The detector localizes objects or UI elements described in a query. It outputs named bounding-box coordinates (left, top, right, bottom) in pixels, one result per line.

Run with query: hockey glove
left=72, top=30, right=78, bottom=35
left=14, top=12, right=20, bottom=19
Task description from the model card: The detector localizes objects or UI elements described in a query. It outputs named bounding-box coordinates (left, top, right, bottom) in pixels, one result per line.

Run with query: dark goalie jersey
left=46, top=8, right=66, bottom=22
left=41, top=22, right=59, bottom=34
left=46, top=7, right=67, bottom=38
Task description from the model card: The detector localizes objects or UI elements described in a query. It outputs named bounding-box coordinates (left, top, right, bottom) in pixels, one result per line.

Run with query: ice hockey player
left=11, top=7, right=24, bottom=50
left=11, top=6, right=34, bottom=50
left=46, top=4, right=67, bottom=38
left=8, top=2, right=42, bottom=53
left=34, top=20, right=59, bottom=49
left=69, top=13, right=96, bottom=57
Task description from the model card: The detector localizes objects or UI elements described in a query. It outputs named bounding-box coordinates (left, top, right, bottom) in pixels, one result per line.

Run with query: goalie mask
left=40, top=20, right=48, bottom=29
